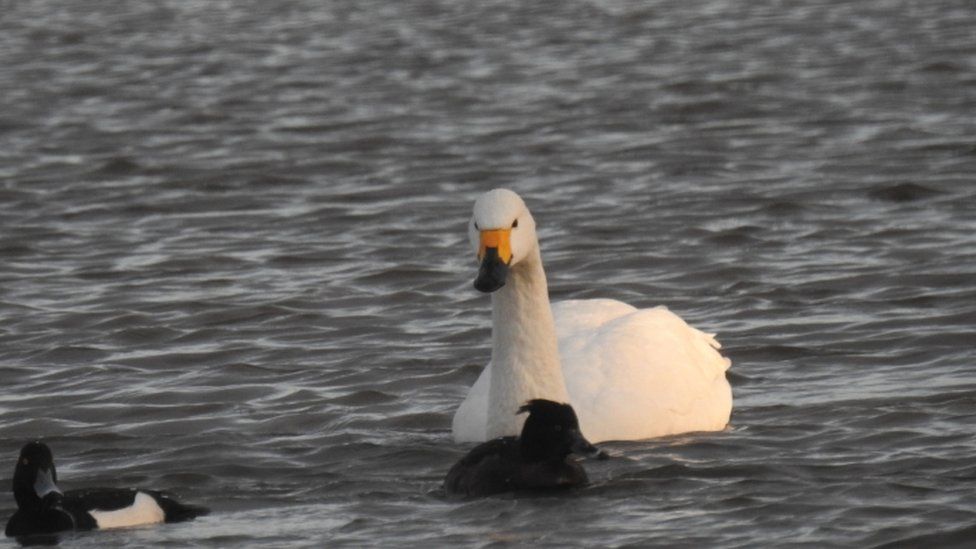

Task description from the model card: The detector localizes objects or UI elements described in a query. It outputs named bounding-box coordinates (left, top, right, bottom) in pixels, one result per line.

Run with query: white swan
left=452, top=189, right=732, bottom=443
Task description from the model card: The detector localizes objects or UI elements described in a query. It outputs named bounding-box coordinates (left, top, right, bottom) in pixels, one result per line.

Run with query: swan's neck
left=487, top=248, right=569, bottom=438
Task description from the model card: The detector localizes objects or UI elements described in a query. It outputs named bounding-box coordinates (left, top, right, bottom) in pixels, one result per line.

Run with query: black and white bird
left=444, top=399, right=603, bottom=498
left=5, top=441, right=208, bottom=538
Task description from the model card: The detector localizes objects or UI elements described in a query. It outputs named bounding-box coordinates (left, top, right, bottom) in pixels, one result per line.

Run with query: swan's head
left=469, top=189, right=537, bottom=293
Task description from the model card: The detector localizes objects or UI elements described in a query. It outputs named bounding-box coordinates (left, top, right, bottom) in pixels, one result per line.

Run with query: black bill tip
left=474, top=248, right=509, bottom=293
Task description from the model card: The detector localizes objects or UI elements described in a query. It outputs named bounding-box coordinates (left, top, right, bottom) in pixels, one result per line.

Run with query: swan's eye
left=474, top=222, right=480, bottom=230
left=512, top=219, right=519, bottom=228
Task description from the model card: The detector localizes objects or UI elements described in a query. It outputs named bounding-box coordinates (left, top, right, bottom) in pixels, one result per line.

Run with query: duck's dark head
left=12, top=441, right=62, bottom=512
left=517, top=400, right=601, bottom=462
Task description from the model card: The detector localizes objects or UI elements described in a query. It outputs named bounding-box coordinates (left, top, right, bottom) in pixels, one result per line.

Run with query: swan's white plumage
left=452, top=189, right=732, bottom=444
left=554, top=299, right=731, bottom=441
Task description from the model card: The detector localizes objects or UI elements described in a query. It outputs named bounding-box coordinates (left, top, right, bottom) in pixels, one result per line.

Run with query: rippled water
left=2, top=0, right=975, bottom=547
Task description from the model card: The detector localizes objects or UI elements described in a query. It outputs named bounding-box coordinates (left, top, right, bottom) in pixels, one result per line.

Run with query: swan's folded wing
left=556, top=300, right=732, bottom=442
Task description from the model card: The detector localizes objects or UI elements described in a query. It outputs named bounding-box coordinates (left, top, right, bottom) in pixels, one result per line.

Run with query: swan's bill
left=475, top=229, right=512, bottom=293
left=477, top=228, right=512, bottom=263
left=475, top=247, right=509, bottom=292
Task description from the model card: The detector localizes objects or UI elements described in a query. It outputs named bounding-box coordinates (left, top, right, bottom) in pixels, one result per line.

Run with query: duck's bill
left=570, top=430, right=606, bottom=459
left=474, top=247, right=509, bottom=292
left=34, top=468, right=62, bottom=498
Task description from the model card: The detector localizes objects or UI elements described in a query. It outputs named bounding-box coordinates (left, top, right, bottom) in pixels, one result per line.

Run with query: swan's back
left=554, top=299, right=732, bottom=442
left=453, top=298, right=732, bottom=443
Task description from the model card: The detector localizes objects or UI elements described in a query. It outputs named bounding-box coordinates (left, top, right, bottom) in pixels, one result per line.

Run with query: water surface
left=1, top=1, right=975, bottom=547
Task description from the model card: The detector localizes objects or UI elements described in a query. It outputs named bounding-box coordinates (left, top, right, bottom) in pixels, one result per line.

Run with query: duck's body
left=452, top=189, right=732, bottom=444
left=6, top=487, right=203, bottom=536
left=444, top=400, right=598, bottom=498
left=5, top=442, right=208, bottom=538
left=443, top=436, right=588, bottom=498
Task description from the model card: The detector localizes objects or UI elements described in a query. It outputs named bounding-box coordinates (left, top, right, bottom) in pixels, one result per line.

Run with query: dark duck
left=5, top=441, right=208, bottom=538
left=444, top=399, right=603, bottom=498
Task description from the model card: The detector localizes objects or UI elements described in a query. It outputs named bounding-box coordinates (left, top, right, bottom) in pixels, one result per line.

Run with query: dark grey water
left=2, top=0, right=975, bottom=547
